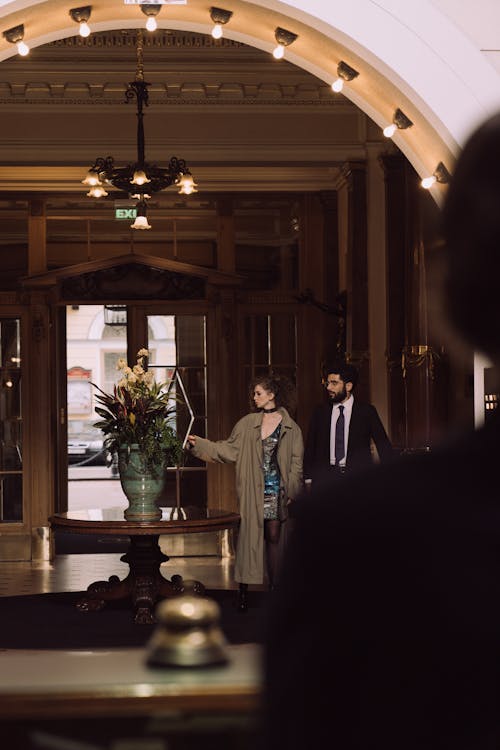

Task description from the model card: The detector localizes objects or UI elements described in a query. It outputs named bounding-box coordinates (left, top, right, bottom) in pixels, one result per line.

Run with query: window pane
left=243, top=315, right=269, bottom=366
left=147, top=315, right=207, bottom=509
left=270, top=314, right=296, bottom=364
left=0, top=475, right=22, bottom=522
left=0, top=317, right=22, bottom=522
left=176, top=316, right=206, bottom=366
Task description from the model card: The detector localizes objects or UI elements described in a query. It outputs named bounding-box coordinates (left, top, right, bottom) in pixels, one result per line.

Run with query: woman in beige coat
left=187, top=374, right=303, bottom=610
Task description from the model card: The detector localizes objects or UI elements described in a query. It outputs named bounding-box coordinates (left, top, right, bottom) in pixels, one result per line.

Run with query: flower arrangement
left=92, top=348, right=183, bottom=473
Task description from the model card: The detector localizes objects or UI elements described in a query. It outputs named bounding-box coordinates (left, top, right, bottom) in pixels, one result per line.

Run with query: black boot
left=237, top=583, right=248, bottom=612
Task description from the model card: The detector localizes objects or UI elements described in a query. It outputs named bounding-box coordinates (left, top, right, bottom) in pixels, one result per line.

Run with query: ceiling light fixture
left=2, top=24, right=30, bottom=56
left=383, top=107, right=413, bottom=138
left=131, top=200, right=152, bottom=230
left=81, top=30, right=197, bottom=230
left=421, top=161, right=451, bottom=189
left=69, top=6, right=92, bottom=38
left=331, top=60, right=359, bottom=93
left=141, top=4, right=161, bottom=32
left=273, top=26, right=298, bottom=60
left=210, top=7, right=233, bottom=39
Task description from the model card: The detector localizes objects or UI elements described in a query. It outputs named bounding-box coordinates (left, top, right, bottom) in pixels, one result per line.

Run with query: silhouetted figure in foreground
left=264, top=113, right=500, bottom=749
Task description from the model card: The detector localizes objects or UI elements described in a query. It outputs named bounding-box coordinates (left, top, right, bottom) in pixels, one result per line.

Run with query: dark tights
left=264, top=518, right=281, bottom=588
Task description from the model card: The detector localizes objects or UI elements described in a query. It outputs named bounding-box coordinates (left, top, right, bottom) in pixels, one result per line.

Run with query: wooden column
left=216, top=195, right=235, bottom=274
left=341, top=161, right=369, bottom=401
left=206, top=198, right=238, bottom=513
left=381, top=154, right=447, bottom=451
left=28, top=199, right=47, bottom=276
left=25, top=293, right=54, bottom=559
left=321, top=190, right=344, bottom=363
left=297, top=194, right=328, bottom=425
left=380, top=154, right=407, bottom=449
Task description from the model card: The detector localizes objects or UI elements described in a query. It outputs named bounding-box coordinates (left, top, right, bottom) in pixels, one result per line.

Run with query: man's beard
left=330, top=386, right=347, bottom=403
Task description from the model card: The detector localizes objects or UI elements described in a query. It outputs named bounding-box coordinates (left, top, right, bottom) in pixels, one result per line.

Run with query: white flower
left=137, top=348, right=149, bottom=358
left=123, top=366, right=132, bottom=375
left=116, top=358, right=127, bottom=370
left=133, top=364, right=144, bottom=376
left=117, top=378, right=128, bottom=388
left=127, top=373, right=138, bottom=384
left=144, top=371, right=155, bottom=386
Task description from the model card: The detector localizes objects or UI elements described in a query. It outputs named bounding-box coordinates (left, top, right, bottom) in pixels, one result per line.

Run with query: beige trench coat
left=190, top=408, right=304, bottom=584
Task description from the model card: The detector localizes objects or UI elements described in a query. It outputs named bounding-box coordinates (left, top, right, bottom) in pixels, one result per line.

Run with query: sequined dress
left=262, top=423, right=282, bottom=521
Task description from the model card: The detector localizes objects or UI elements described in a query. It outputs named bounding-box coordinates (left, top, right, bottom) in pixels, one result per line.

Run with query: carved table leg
left=76, top=534, right=205, bottom=624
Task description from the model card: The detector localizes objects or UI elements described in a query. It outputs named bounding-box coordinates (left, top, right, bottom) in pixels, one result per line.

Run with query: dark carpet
left=0, top=589, right=268, bottom=649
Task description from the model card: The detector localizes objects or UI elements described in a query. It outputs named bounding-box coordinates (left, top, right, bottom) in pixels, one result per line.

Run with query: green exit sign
left=115, top=207, right=137, bottom=220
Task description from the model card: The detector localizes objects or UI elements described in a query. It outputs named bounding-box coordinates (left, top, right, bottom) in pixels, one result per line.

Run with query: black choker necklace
left=262, top=407, right=278, bottom=413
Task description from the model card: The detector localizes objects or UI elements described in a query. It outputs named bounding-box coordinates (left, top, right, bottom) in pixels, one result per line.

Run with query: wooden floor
left=0, top=553, right=242, bottom=598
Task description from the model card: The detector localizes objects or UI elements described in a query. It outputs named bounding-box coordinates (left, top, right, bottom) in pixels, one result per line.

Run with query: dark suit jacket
left=303, top=398, right=394, bottom=481
left=264, top=411, right=500, bottom=749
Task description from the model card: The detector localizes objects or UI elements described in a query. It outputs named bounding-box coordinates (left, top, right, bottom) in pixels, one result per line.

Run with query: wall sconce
left=273, top=26, right=298, bottom=59
left=383, top=107, right=413, bottom=138
left=141, top=4, right=162, bottom=32
left=69, top=6, right=92, bottom=38
left=2, top=24, right=29, bottom=56
left=421, top=161, right=451, bottom=189
left=210, top=7, right=233, bottom=39
left=331, top=60, right=359, bottom=92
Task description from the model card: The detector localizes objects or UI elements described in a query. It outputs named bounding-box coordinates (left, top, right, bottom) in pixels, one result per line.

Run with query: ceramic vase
left=118, top=444, right=164, bottom=521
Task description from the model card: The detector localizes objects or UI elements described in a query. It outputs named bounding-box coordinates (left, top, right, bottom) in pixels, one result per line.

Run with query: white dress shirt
left=330, top=395, right=354, bottom=466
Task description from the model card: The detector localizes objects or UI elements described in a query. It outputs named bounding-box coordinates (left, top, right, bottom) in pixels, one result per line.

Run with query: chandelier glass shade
left=82, top=29, right=197, bottom=228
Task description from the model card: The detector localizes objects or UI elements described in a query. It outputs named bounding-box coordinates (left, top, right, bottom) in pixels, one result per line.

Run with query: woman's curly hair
left=249, top=372, right=297, bottom=415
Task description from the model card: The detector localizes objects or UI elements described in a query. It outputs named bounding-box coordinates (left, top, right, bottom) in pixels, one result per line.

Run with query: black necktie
left=335, top=405, right=345, bottom=465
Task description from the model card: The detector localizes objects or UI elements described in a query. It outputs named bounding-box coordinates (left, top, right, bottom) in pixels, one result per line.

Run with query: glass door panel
left=66, top=305, right=128, bottom=512
left=65, top=307, right=208, bottom=513
left=0, top=318, right=22, bottom=522
left=147, top=315, right=207, bottom=508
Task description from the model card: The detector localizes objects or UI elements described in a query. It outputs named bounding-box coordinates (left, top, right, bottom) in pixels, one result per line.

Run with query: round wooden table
left=49, top=506, right=240, bottom=625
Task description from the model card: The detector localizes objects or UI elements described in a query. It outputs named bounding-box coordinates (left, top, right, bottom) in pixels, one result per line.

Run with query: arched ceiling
left=1, top=0, right=500, bottom=203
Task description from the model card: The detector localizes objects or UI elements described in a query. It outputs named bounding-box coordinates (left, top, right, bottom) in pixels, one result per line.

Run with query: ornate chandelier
left=81, top=29, right=198, bottom=230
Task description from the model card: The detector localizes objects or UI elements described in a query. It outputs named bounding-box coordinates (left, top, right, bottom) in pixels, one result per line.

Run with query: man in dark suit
left=264, top=113, right=500, bottom=749
left=303, top=362, right=394, bottom=485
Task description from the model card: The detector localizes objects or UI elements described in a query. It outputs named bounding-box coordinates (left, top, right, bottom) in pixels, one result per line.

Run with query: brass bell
left=146, top=593, right=229, bottom=668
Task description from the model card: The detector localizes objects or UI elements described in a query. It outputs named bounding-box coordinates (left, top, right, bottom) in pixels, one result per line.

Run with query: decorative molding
left=239, top=292, right=298, bottom=305
left=60, top=264, right=206, bottom=301
left=0, top=91, right=345, bottom=107
left=49, top=31, right=249, bottom=51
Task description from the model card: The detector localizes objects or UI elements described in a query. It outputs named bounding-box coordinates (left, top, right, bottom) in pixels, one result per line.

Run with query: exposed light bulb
left=17, top=40, right=29, bottom=56
left=79, top=21, right=91, bottom=37
left=145, top=16, right=157, bottom=32
left=212, top=23, right=223, bottom=39
left=331, top=78, right=343, bottom=93
left=383, top=123, right=397, bottom=138
left=273, top=44, right=285, bottom=60
left=421, top=175, right=437, bottom=190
